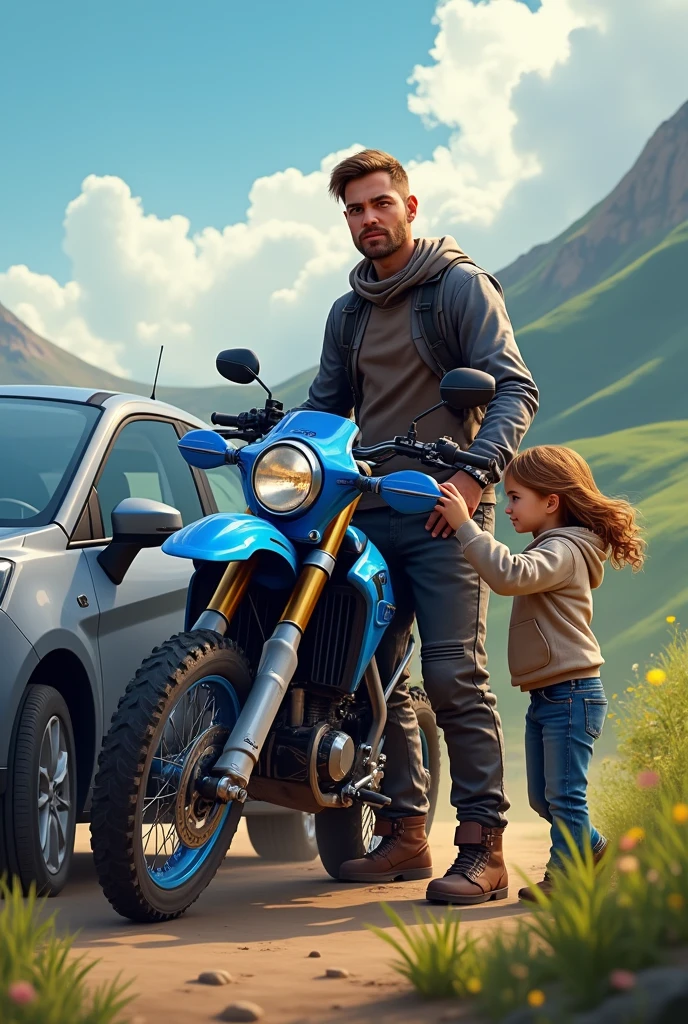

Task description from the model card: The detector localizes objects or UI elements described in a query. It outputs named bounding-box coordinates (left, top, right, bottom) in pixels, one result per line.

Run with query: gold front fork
left=206, top=558, right=254, bottom=622
left=280, top=498, right=361, bottom=632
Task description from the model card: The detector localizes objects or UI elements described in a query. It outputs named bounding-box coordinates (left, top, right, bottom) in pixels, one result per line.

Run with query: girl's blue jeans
left=525, top=678, right=608, bottom=871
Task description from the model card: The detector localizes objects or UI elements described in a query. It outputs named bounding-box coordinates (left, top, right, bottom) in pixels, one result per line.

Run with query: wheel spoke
left=137, top=673, right=240, bottom=886
left=53, top=750, right=69, bottom=787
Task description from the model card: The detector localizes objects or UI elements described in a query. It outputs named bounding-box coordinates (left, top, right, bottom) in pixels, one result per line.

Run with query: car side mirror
left=440, top=368, right=496, bottom=410
left=216, top=348, right=261, bottom=385
left=97, top=497, right=182, bottom=585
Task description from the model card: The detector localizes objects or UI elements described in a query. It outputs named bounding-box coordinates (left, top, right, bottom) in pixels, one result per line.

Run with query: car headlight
left=0, top=559, right=14, bottom=605
left=252, top=442, right=322, bottom=515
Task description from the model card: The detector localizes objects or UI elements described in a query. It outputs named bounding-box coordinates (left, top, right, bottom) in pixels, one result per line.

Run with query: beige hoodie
left=456, top=522, right=608, bottom=691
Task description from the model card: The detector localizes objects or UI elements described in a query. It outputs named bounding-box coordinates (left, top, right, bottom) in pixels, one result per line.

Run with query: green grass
left=593, top=630, right=688, bottom=838
left=369, top=904, right=480, bottom=999
left=372, top=783, right=688, bottom=1020
left=0, top=879, right=132, bottom=1024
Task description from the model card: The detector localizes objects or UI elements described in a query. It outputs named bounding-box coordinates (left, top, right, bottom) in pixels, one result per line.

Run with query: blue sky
left=0, top=0, right=685, bottom=386
left=2, top=0, right=456, bottom=281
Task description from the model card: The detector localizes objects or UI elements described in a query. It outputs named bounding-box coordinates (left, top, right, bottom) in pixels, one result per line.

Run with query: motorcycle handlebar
left=352, top=437, right=498, bottom=478
left=211, top=412, right=239, bottom=427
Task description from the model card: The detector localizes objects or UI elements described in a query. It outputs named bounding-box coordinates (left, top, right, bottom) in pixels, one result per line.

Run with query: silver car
left=0, top=386, right=317, bottom=896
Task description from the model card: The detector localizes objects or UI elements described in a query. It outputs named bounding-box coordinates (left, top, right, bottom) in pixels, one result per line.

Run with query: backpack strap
left=339, top=290, right=364, bottom=362
left=414, top=256, right=468, bottom=377
left=339, top=290, right=369, bottom=410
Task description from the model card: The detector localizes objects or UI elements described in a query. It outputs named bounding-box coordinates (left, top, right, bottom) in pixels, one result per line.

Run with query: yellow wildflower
left=620, top=827, right=645, bottom=849
left=626, top=686, right=635, bottom=692
left=666, top=616, right=676, bottom=623
left=527, top=990, right=546, bottom=1007
left=646, top=669, right=667, bottom=686
left=466, top=978, right=482, bottom=994
left=672, top=803, right=688, bottom=825
left=667, top=893, right=685, bottom=911
left=612, top=693, right=618, bottom=699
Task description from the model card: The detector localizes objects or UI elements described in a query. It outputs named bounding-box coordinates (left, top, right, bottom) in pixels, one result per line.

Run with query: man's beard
left=355, top=219, right=409, bottom=260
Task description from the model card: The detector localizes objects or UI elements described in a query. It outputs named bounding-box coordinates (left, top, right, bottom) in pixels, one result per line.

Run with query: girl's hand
left=435, top=481, right=471, bottom=531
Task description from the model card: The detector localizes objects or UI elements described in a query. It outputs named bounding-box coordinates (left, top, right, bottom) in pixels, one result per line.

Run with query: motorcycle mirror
left=440, top=368, right=496, bottom=410
left=216, top=348, right=261, bottom=385
left=379, top=471, right=442, bottom=515
left=178, top=429, right=233, bottom=470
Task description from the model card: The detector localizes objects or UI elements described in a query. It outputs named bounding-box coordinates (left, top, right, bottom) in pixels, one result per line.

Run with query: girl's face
left=504, top=476, right=564, bottom=535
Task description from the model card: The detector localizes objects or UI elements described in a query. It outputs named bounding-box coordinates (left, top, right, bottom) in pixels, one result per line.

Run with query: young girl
left=436, top=445, right=645, bottom=900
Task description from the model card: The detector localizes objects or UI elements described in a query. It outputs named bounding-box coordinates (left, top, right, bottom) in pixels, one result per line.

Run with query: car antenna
left=150, top=346, right=164, bottom=400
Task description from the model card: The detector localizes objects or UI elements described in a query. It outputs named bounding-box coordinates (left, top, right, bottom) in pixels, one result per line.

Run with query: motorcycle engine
left=257, top=724, right=355, bottom=787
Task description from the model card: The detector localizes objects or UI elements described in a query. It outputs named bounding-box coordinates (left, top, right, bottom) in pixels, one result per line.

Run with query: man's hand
left=425, top=471, right=483, bottom=538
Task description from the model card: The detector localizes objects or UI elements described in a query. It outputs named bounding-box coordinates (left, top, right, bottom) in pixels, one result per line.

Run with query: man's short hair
left=328, top=149, right=409, bottom=204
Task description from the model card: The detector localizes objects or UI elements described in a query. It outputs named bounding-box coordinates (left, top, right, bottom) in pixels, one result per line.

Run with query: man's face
left=343, top=171, right=417, bottom=259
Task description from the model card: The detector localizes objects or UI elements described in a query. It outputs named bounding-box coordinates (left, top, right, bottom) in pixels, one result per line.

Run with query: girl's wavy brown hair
left=505, top=445, right=646, bottom=571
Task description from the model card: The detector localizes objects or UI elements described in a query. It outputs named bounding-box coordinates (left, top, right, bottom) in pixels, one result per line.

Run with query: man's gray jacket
left=302, top=261, right=539, bottom=487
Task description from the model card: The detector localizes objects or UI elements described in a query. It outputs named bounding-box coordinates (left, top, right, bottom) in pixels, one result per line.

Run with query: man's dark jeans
left=353, top=504, right=509, bottom=828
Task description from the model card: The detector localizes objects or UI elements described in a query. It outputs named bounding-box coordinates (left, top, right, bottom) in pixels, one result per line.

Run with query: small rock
left=308, top=950, right=322, bottom=958
left=218, top=1002, right=264, bottom=1023
left=198, top=970, right=232, bottom=986
left=325, top=968, right=350, bottom=979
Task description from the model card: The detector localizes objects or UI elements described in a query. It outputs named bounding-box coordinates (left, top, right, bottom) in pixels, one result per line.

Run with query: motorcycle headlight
left=252, top=442, right=322, bottom=515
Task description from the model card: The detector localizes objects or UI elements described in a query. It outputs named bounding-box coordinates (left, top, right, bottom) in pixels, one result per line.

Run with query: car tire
left=0, top=685, right=77, bottom=896
left=246, top=811, right=318, bottom=862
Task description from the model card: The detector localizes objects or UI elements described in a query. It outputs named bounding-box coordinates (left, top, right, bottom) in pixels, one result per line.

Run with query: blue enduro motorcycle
left=90, top=348, right=497, bottom=922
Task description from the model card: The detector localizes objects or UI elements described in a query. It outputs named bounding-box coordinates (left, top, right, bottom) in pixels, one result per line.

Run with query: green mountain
left=499, top=99, right=688, bottom=329
left=0, top=300, right=312, bottom=421
left=521, top=219, right=688, bottom=444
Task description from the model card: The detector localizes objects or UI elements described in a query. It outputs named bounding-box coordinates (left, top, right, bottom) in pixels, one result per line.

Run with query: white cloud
left=0, top=0, right=686, bottom=387
left=408, top=0, right=598, bottom=228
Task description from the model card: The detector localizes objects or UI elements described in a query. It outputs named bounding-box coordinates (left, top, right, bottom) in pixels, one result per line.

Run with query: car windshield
left=0, top=397, right=101, bottom=527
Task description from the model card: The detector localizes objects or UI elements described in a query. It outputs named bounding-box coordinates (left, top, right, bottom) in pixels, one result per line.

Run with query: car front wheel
left=0, top=685, right=77, bottom=896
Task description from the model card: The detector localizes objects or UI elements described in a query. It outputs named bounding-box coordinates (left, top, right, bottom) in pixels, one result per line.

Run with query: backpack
left=338, top=256, right=469, bottom=393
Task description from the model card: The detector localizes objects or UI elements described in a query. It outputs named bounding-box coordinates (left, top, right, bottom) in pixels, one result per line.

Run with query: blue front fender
left=162, top=514, right=298, bottom=587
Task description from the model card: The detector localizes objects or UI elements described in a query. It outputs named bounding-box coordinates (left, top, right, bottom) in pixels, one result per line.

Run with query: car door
left=84, top=416, right=207, bottom=732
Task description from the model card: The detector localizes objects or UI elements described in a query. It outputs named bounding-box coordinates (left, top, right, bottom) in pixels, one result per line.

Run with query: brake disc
left=174, top=725, right=229, bottom=848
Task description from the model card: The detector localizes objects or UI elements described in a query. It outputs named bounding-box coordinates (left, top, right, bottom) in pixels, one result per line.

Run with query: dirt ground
left=48, top=819, right=550, bottom=1024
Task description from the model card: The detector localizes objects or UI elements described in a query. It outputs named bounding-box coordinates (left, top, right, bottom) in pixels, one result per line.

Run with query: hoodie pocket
left=509, top=619, right=551, bottom=677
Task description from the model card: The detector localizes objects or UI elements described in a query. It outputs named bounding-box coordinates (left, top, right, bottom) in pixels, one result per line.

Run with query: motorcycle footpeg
left=352, top=788, right=392, bottom=808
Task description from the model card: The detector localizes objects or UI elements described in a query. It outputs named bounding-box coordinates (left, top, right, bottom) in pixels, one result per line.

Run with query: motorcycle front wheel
left=316, top=686, right=440, bottom=879
left=90, top=630, right=252, bottom=923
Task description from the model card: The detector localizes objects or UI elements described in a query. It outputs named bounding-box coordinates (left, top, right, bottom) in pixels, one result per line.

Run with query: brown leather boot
left=518, top=875, right=553, bottom=902
left=338, top=815, right=432, bottom=883
left=426, top=822, right=508, bottom=905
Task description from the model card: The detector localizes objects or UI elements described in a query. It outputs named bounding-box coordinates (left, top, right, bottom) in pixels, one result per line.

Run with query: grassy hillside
left=519, top=220, right=688, bottom=443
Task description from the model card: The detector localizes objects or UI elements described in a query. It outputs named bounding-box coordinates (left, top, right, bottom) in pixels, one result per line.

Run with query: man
left=303, top=149, right=538, bottom=904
